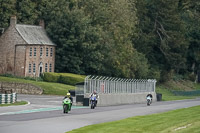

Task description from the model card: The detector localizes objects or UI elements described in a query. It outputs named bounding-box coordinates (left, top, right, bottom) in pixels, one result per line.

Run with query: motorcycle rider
left=90, top=90, right=99, bottom=106
left=146, top=93, right=153, bottom=103
left=64, top=92, right=73, bottom=110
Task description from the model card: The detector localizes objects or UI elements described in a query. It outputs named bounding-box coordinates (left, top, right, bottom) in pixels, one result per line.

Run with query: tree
left=134, top=0, right=188, bottom=81
left=179, top=0, right=200, bottom=80
left=0, top=0, right=16, bottom=29
left=15, top=0, right=38, bottom=24
left=80, top=0, right=149, bottom=78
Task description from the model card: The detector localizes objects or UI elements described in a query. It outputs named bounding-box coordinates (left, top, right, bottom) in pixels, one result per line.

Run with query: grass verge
left=0, top=76, right=75, bottom=95
left=156, top=86, right=198, bottom=101
left=67, top=105, right=200, bottom=133
left=0, top=101, right=28, bottom=107
left=156, top=81, right=200, bottom=101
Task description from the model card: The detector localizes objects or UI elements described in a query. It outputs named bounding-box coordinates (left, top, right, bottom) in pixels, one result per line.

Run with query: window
left=29, top=64, right=31, bottom=73
left=40, top=47, right=43, bottom=56
left=50, top=48, right=53, bottom=57
left=46, top=48, right=49, bottom=56
left=30, top=47, right=32, bottom=56
left=33, top=63, right=36, bottom=73
left=45, top=63, right=48, bottom=72
left=49, top=63, right=52, bottom=72
left=34, top=47, right=36, bottom=56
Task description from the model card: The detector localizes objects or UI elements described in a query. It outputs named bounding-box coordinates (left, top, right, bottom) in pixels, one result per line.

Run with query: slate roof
left=16, top=24, right=55, bottom=45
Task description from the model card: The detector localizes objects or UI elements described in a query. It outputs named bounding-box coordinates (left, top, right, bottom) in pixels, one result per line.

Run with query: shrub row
left=43, top=72, right=86, bottom=85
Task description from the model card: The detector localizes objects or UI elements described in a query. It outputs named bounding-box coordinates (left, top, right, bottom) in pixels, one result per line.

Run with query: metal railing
left=84, top=75, right=156, bottom=94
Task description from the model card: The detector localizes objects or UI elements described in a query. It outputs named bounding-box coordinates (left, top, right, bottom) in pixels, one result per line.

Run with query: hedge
left=43, top=72, right=86, bottom=85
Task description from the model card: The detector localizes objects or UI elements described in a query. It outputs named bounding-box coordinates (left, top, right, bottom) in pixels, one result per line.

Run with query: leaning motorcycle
left=63, top=98, right=71, bottom=113
left=146, top=96, right=152, bottom=106
left=90, top=96, right=97, bottom=109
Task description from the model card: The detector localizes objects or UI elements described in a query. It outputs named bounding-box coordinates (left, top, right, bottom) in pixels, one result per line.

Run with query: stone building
left=0, top=16, right=56, bottom=77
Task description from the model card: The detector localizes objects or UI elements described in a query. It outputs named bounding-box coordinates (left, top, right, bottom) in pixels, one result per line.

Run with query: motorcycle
left=62, top=98, right=71, bottom=113
left=90, top=95, right=97, bottom=109
left=146, top=96, right=152, bottom=106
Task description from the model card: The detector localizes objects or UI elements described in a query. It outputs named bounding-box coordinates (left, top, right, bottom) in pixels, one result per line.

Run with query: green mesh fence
left=172, top=90, right=200, bottom=96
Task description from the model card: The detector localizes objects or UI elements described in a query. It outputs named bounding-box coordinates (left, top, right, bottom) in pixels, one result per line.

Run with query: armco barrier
left=0, top=93, right=17, bottom=104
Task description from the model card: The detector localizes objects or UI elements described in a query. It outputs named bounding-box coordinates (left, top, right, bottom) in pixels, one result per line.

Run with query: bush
left=43, top=72, right=60, bottom=82
left=160, top=70, right=174, bottom=82
left=147, top=68, right=161, bottom=81
left=188, top=73, right=196, bottom=82
left=43, top=72, right=86, bottom=85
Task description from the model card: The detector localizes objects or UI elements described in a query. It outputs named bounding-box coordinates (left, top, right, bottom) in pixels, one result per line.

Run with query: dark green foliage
left=134, top=0, right=189, bottom=81
left=15, top=0, right=38, bottom=24
left=43, top=72, right=85, bottom=85
left=0, top=0, right=199, bottom=82
left=179, top=0, right=200, bottom=77
left=0, top=0, right=16, bottom=29
left=43, top=72, right=60, bottom=83
left=58, top=75, right=84, bottom=86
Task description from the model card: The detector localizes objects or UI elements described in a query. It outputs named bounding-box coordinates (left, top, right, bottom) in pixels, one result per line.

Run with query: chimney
left=10, top=16, right=17, bottom=27
left=39, top=20, right=45, bottom=29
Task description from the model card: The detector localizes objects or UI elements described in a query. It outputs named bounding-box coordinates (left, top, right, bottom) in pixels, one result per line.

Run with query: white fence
left=84, top=75, right=156, bottom=94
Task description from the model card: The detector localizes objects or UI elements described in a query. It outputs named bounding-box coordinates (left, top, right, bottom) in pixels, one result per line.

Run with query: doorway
left=39, top=62, right=43, bottom=77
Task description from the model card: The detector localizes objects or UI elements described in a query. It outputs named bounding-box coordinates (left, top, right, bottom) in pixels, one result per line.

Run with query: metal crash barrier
left=0, top=93, right=17, bottom=104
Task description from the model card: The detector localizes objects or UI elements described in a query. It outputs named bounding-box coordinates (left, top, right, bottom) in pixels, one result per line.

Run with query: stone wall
left=84, top=92, right=156, bottom=106
left=0, top=82, right=43, bottom=95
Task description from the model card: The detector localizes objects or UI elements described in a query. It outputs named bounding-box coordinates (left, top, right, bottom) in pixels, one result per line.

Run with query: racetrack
left=0, top=94, right=200, bottom=133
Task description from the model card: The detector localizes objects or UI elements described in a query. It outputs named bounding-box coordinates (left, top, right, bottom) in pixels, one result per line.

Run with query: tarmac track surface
left=0, top=94, right=200, bottom=133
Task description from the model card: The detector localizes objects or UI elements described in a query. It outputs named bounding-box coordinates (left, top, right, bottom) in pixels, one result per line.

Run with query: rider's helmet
left=66, top=92, right=71, bottom=98
left=93, top=90, right=97, bottom=94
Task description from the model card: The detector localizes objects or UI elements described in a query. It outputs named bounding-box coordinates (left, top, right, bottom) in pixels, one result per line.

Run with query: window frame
left=50, top=47, right=53, bottom=57
left=49, top=63, right=52, bottom=72
left=30, top=47, right=32, bottom=57
left=46, top=47, right=49, bottom=56
left=34, top=47, right=37, bottom=56
left=40, top=47, right=43, bottom=57
left=45, top=63, right=48, bottom=72
left=29, top=64, right=31, bottom=73
left=33, top=63, right=36, bottom=73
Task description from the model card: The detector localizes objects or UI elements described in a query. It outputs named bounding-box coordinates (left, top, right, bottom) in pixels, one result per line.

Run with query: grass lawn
left=0, top=76, right=75, bottom=95
left=67, top=105, right=200, bottom=133
left=156, top=81, right=200, bottom=101
left=156, top=86, right=198, bottom=101
left=0, top=101, right=28, bottom=107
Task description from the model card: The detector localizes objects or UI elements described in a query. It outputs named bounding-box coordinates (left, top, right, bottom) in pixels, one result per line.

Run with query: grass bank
left=0, top=101, right=28, bottom=107
left=156, top=80, right=200, bottom=101
left=0, top=76, right=75, bottom=95
left=67, top=105, right=200, bottom=133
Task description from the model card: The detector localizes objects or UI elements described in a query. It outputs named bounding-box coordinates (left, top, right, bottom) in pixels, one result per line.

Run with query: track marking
left=0, top=106, right=88, bottom=115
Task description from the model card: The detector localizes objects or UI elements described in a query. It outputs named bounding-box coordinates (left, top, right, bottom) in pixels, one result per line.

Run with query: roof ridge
left=16, top=24, right=42, bottom=28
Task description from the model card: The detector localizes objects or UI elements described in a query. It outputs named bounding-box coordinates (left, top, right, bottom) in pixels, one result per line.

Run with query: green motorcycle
left=63, top=98, right=72, bottom=113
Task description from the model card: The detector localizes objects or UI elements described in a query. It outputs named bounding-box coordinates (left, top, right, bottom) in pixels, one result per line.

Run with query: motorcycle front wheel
left=147, top=100, right=150, bottom=106
left=63, top=104, right=68, bottom=113
left=91, top=101, right=95, bottom=109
